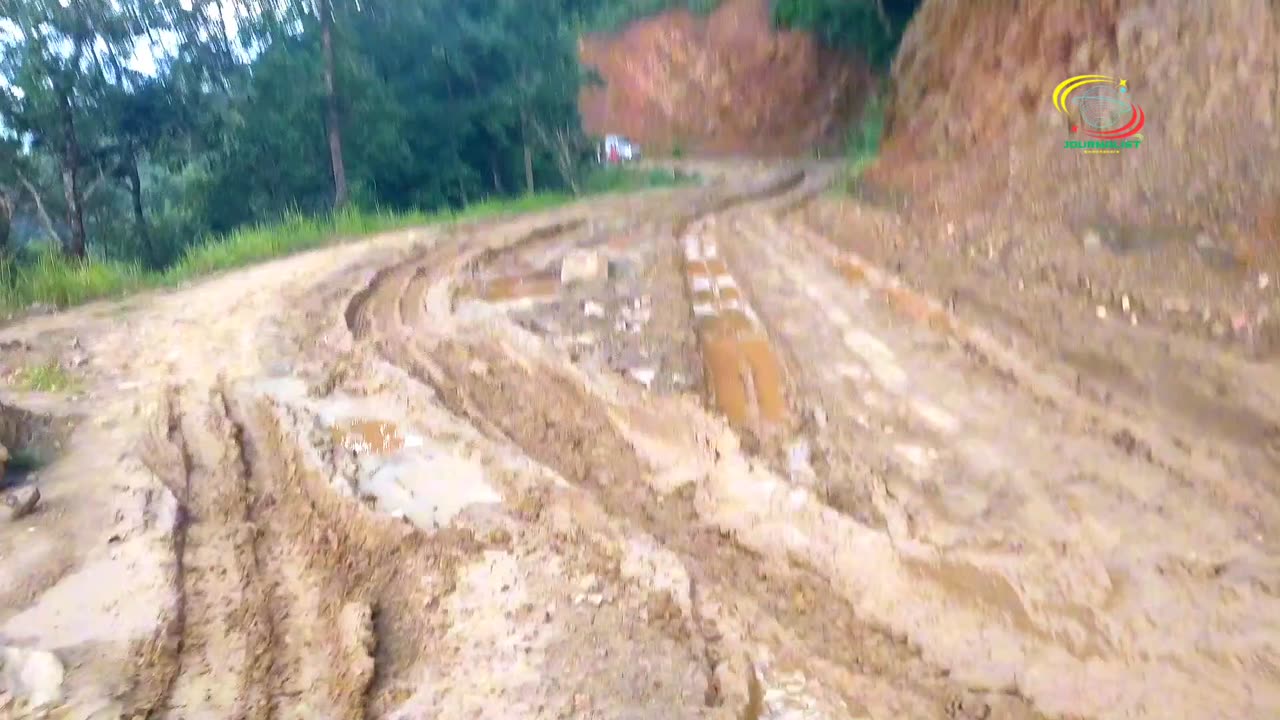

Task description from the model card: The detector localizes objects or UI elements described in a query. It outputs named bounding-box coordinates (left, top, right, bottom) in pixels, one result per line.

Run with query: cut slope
left=872, top=0, right=1280, bottom=256
left=579, top=0, right=873, bottom=156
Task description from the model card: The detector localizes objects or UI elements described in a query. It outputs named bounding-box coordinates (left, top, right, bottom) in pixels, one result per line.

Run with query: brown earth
left=852, top=0, right=1280, bottom=355
left=1, top=155, right=1277, bottom=719
left=579, top=0, right=873, bottom=156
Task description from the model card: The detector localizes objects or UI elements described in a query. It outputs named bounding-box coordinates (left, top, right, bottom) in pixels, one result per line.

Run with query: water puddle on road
left=478, top=272, right=561, bottom=302
left=332, top=419, right=406, bottom=455
left=360, top=451, right=502, bottom=530
left=258, top=382, right=507, bottom=531
left=681, top=229, right=789, bottom=431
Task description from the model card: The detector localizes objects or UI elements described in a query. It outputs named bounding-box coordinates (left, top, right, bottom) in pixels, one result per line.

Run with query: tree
left=0, top=0, right=231, bottom=258
left=318, top=0, right=348, bottom=208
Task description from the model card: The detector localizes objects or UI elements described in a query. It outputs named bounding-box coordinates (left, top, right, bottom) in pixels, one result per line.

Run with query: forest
left=0, top=0, right=914, bottom=309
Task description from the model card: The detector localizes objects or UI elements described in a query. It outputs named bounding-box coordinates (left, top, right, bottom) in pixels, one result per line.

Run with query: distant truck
left=598, top=134, right=641, bottom=164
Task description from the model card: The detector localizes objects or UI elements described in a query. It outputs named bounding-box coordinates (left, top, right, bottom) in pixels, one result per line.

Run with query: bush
left=587, top=0, right=723, bottom=34
left=0, top=169, right=694, bottom=315
left=840, top=93, right=887, bottom=189
left=772, top=0, right=920, bottom=67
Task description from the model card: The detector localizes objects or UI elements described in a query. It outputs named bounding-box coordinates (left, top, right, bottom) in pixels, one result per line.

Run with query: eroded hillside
left=873, top=0, right=1280, bottom=256
left=579, top=0, right=873, bottom=155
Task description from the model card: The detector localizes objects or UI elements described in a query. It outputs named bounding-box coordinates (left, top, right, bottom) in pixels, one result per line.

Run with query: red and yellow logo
left=1053, top=74, right=1145, bottom=149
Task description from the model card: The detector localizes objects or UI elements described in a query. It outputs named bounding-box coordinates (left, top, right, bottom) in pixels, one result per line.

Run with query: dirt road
left=1, top=164, right=1277, bottom=720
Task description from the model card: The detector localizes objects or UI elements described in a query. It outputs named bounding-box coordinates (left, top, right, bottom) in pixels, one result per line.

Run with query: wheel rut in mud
left=20, top=162, right=1271, bottom=719
left=133, top=381, right=487, bottom=718
left=332, top=171, right=1043, bottom=719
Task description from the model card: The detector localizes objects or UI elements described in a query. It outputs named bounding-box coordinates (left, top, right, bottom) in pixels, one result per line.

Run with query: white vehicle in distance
left=599, top=134, right=641, bottom=164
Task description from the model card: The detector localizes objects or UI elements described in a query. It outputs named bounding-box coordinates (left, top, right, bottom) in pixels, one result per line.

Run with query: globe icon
left=1072, top=85, right=1131, bottom=131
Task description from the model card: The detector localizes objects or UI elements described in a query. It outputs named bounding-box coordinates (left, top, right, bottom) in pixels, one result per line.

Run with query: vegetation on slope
left=772, top=0, right=921, bottom=68
left=0, top=167, right=687, bottom=314
left=0, top=0, right=700, bottom=312
left=585, top=0, right=724, bottom=33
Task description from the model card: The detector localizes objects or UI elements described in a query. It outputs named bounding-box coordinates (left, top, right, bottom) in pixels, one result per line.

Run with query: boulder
left=4, top=486, right=40, bottom=521
left=561, top=249, right=605, bottom=285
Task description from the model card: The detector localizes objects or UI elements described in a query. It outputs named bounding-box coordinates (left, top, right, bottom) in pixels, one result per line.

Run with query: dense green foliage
left=584, top=0, right=722, bottom=33
left=772, top=0, right=919, bottom=67
left=0, top=0, right=652, bottom=275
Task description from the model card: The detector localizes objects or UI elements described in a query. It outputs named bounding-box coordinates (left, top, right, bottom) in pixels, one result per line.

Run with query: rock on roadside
left=561, top=249, right=605, bottom=285
left=0, top=441, right=7, bottom=479
left=4, top=486, right=40, bottom=521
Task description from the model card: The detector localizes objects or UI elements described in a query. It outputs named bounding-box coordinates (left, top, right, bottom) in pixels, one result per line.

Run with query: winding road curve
left=0, top=163, right=1276, bottom=720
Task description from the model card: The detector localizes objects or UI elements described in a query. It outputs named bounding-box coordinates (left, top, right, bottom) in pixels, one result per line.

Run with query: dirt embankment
left=874, top=0, right=1280, bottom=256
left=579, top=0, right=873, bottom=156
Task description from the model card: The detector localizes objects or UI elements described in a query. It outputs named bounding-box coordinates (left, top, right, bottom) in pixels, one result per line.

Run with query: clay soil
left=579, top=0, right=873, bottom=157
left=0, top=141, right=1278, bottom=720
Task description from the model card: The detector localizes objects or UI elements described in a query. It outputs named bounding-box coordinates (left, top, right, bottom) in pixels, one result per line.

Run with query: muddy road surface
left=0, top=163, right=1277, bottom=720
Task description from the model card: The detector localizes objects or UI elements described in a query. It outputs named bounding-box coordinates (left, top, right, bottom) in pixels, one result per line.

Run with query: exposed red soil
left=579, top=0, right=874, bottom=156
left=871, top=0, right=1280, bottom=258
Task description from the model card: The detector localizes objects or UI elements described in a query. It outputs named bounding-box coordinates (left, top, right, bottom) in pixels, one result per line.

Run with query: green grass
left=0, top=168, right=689, bottom=315
left=585, top=0, right=722, bottom=33
left=161, top=207, right=433, bottom=282
left=583, top=166, right=694, bottom=194
left=0, top=248, right=147, bottom=311
left=840, top=93, right=886, bottom=191
left=11, top=361, right=80, bottom=393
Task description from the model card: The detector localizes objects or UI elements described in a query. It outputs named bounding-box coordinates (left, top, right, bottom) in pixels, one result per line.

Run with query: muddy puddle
left=263, top=382, right=506, bottom=531
left=332, top=419, right=407, bottom=455
left=456, top=271, right=562, bottom=304
left=1, top=400, right=67, bottom=499
left=682, top=229, right=788, bottom=430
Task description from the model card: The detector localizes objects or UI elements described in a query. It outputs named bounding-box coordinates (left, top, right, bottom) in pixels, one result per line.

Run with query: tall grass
left=162, top=207, right=432, bottom=282
left=841, top=93, right=886, bottom=189
left=0, top=247, right=146, bottom=311
left=0, top=169, right=689, bottom=316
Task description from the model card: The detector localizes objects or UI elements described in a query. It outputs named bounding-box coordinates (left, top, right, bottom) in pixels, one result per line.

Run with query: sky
left=0, top=0, right=246, bottom=89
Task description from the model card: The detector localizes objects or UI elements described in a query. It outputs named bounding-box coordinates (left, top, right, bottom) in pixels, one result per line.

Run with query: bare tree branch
left=17, top=171, right=62, bottom=245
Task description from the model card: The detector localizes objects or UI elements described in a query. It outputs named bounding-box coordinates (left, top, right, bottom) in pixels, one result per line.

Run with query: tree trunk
left=320, top=0, right=349, bottom=209
left=530, top=118, right=581, bottom=196
left=0, top=190, right=12, bottom=257
left=126, top=152, right=153, bottom=263
left=59, top=93, right=87, bottom=259
left=490, top=153, right=505, bottom=195
left=523, top=145, right=534, bottom=194
left=521, top=111, right=534, bottom=194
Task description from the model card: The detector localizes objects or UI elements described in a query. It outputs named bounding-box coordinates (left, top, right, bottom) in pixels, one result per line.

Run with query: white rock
left=0, top=646, right=64, bottom=710
left=582, top=301, right=606, bottom=319
left=561, top=249, right=604, bottom=284
left=1082, top=230, right=1102, bottom=249
left=628, top=367, right=657, bottom=389
left=1096, top=305, right=1108, bottom=319
left=1260, top=273, right=1271, bottom=290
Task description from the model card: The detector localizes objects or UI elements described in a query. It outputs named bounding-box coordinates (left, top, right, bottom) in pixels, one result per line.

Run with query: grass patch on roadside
left=10, top=361, right=80, bottom=393
left=161, top=207, right=433, bottom=282
left=583, top=166, right=694, bottom=194
left=0, top=249, right=146, bottom=311
left=0, top=167, right=692, bottom=316
left=839, top=93, right=886, bottom=192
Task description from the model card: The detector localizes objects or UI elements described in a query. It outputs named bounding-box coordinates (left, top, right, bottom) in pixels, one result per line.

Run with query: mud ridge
left=127, top=389, right=192, bottom=718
